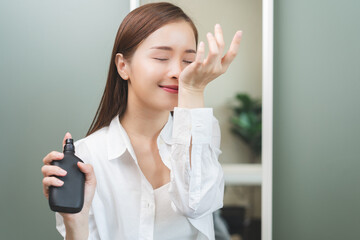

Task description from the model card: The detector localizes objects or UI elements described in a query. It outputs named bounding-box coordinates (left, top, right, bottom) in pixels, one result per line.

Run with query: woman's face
left=125, top=21, right=197, bottom=112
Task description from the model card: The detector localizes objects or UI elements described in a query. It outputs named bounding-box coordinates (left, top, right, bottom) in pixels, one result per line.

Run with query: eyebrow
left=150, top=46, right=196, bottom=54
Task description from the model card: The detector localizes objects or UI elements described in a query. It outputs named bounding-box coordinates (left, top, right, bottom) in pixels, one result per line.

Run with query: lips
left=159, top=85, right=178, bottom=90
left=159, top=85, right=179, bottom=94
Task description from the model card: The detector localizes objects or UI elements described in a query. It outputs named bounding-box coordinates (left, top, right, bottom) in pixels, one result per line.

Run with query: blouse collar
left=106, top=112, right=173, bottom=161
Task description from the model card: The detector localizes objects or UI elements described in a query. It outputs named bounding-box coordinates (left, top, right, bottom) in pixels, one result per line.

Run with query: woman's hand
left=179, top=24, right=242, bottom=93
left=41, top=132, right=96, bottom=236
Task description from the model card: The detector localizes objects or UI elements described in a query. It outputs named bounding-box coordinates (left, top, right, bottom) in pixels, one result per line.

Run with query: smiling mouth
left=159, top=85, right=178, bottom=90
left=159, top=85, right=179, bottom=94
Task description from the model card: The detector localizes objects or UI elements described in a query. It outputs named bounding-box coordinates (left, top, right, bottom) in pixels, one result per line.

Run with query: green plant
left=230, top=93, right=262, bottom=157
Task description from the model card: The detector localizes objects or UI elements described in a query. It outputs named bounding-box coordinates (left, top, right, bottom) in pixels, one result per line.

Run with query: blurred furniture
left=221, top=163, right=262, bottom=240
left=222, top=164, right=262, bottom=186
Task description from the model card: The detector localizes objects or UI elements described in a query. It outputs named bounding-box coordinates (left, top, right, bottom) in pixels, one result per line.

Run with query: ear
left=115, top=53, right=130, bottom=80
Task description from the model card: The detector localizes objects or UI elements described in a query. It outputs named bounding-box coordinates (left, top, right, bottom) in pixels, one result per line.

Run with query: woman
left=41, top=2, right=242, bottom=240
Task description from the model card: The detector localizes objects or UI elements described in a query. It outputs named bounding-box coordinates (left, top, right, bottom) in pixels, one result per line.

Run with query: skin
left=41, top=21, right=242, bottom=239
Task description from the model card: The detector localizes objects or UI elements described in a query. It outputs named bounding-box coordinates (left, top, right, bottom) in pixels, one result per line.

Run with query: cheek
left=132, top=58, right=166, bottom=83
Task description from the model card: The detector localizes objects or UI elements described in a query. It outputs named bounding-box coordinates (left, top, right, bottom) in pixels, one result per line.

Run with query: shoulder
left=74, top=125, right=110, bottom=164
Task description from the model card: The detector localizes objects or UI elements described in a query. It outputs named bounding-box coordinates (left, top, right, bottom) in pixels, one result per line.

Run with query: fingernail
left=57, top=179, right=64, bottom=185
left=59, top=169, right=67, bottom=175
left=215, top=24, right=221, bottom=29
left=236, top=31, right=243, bottom=38
left=57, top=153, right=63, bottom=158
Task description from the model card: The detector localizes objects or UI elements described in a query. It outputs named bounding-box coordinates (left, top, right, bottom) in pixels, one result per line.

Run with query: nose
left=167, top=59, right=182, bottom=80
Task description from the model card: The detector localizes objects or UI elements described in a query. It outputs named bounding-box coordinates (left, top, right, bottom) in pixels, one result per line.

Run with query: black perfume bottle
left=49, top=138, right=85, bottom=213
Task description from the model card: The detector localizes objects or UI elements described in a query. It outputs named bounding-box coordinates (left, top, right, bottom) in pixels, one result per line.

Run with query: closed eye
left=154, top=58, right=193, bottom=64
left=154, top=58, right=168, bottom=61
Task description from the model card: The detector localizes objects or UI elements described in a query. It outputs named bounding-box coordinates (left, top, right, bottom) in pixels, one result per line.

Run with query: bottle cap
left=64, top=138, right=75, bottom=153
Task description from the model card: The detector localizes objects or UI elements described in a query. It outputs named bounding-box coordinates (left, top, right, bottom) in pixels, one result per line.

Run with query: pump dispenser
left=49, top=138, right=85, bottom=213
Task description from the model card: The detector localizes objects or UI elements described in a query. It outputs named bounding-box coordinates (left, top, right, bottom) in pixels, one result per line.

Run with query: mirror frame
left=130, top=1, right=273, bottom=239
left=262, top=0, right=273, bottom=239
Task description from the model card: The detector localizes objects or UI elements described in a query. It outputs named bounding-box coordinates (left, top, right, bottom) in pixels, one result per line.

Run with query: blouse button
left=147, top=202, right=155, bottom=209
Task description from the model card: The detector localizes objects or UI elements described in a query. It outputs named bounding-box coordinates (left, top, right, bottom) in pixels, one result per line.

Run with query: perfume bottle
left=49, top=138, right=85, bottom=213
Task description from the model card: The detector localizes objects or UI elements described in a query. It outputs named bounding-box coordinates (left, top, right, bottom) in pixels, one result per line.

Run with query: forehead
left=138, top=21, right=196, bottom=51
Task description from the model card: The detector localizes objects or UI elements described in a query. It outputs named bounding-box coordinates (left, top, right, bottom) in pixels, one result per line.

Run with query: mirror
left=134, top=0, right=273, bottom=239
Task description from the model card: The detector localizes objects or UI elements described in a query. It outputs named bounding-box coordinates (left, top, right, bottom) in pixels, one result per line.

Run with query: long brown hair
left=86, top=2, right=198, bottom=137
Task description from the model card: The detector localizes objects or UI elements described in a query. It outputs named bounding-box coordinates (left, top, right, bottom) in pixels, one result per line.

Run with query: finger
left=43, top=185, right=49, bottom=199
left=214, top=24, right=225, bottom=55
left=78, top=162, right=96, bottom=185
left=205, top=32, right=220, bottom=66
left=194, top=41, right=205, bottom=65
left=42, top=151, right=64, bottom=165
left=43, top=176, right=64, bottom=189
left=42, top=176, right=64, bottom=199
left=41, top=165, right=67, bottom=177
left=222, top=31, right=242, bottom=70
left=62, top=132, right=72, bottom=149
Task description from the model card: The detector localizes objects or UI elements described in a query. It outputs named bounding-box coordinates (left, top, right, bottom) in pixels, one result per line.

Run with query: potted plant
left=230, top=93, right=262, bottom=162
left=226, top=93, right=263, bottom=236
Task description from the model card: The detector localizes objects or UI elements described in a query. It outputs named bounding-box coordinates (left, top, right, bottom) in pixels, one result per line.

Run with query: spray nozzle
left=64, top=138, right=75, bottom=153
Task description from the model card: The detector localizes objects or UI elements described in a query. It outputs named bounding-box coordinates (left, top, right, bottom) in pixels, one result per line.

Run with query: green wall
left=273, top=0, right=360, bottom=239
left=0, top=0, right=129, bottom=239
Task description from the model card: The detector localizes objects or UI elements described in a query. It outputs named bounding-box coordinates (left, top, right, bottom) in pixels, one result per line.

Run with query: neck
left=120, top=102, right=170, bottom=143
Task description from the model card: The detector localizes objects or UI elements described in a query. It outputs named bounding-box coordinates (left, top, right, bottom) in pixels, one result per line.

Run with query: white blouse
left=153, top=182, right=198, bottom=239
left=55, top=107, right=224, bottom=240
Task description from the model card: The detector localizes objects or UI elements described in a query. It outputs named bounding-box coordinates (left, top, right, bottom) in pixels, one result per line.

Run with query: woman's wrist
left=178, top=87, right=204, bottom=108
left=63, top=212, right=90, bottom=240
left=64, top=219, right=89, bottom=240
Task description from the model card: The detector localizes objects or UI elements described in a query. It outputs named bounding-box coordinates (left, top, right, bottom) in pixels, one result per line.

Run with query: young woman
left=41, top=2, right=242, bottom=240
